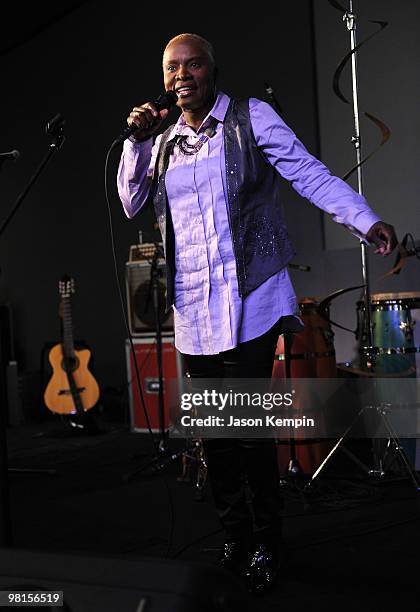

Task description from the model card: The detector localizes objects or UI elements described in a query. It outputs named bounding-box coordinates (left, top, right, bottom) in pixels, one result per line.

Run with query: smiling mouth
left=176, top=86, right=196, bottom=98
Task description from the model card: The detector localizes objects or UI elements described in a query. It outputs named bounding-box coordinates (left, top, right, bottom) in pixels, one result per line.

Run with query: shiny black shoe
left=244, top=543, right=279, bottom=594
left=217, top=540, right=249, bottom=574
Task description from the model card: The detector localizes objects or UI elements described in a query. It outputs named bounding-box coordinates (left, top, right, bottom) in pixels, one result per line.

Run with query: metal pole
left=345, top=1, right=374, bottom=354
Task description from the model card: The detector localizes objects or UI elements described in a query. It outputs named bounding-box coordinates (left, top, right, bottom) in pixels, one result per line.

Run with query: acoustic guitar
left=44, top=275, right=100, bottom=415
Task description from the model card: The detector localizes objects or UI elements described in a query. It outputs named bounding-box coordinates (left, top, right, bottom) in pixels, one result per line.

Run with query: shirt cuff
left=128, top=135, right=153, bottom=145
left=352, top=210, right=382, bottom=237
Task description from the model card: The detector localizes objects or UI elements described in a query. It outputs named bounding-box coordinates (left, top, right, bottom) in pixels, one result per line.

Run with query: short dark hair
left=163, top=33, right=216, bottom=68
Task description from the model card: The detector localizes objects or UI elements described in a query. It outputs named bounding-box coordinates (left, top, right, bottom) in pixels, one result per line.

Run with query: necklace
left=176, top=118, right=218, bottom=156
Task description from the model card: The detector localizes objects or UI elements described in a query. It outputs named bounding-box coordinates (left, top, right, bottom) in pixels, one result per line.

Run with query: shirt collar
left=169, top=91, right=230, bottom=138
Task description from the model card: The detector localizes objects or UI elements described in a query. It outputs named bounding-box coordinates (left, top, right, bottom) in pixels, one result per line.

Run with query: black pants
left=182, top=320, right=283, bottom=542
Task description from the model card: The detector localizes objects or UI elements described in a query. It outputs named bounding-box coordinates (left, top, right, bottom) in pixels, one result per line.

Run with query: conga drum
left=273, top=297, right=336, bottom=475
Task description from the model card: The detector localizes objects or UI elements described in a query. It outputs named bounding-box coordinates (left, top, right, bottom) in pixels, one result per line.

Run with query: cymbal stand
left=342, top=1, right=374, bottom=353
left=343, top=1, right=410, bottom=479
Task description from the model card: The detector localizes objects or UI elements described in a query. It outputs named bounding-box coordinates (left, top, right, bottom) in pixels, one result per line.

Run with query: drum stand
left=283, top=331, right=304, bottom=477
left=305, top=385, right=420, bottom=491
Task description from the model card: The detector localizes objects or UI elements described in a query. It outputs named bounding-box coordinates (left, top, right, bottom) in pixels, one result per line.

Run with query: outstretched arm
left=249, top=98, right=397, bottom=253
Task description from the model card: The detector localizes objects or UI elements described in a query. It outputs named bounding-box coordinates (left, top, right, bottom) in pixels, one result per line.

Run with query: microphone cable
left=104, top=140, right=175, bottom=559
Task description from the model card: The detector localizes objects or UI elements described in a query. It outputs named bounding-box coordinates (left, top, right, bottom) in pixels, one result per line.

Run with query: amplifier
left=125, top=243, right=173, bottom=334
left=126, top=335, right=184, bottom=432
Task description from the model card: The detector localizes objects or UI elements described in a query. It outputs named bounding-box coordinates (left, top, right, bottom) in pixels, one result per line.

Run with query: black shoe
left=217, top=540, right=249, bottom=574
left=244, top=543, right=279, bottom=594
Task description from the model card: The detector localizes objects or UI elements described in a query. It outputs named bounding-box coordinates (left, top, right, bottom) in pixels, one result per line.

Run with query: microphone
left=46, top=113, right=66, bottom=136
left=0, top=150, right=20, bottom=164
left=264, top=82, right=283, bottom=116
left=115, top=91, right=178, bottom=145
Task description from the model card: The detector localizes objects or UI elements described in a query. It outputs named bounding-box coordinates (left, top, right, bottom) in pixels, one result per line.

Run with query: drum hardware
left=306, top=291, right=420, bottom=491
left=283, top=331, right=304, bottom=477
left=399, top=320, right=415, bottom=341
left=317, top=284, right=366, bottom=335
left=177, top=438, right=208, bottom=501
left=306, top=401, right=420, bottom=491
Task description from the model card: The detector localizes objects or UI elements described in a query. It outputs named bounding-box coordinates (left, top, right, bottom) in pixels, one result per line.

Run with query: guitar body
left=44, top=343, right=100, bottom=414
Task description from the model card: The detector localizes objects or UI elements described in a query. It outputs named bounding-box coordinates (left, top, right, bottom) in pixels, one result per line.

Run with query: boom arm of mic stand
left=0, top=126, right=65, bottom=239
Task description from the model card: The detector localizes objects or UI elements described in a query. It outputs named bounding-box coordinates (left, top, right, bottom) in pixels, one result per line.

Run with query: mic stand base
left=123, top=439, right=182, bottom=482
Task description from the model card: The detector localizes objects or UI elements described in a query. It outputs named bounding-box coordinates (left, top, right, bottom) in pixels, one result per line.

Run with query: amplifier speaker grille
left=125, top=259, right=173, bottom=334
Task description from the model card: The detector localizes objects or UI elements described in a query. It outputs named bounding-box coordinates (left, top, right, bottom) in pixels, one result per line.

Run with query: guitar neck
left=62, top=296, right=75, bottom=357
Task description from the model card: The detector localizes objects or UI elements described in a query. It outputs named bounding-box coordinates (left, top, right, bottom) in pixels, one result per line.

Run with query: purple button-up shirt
left=117, top=92, right=380, bottom=355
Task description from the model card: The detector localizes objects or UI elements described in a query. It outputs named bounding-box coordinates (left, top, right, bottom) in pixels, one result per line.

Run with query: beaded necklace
left=176, top=117, right=218, bottom=156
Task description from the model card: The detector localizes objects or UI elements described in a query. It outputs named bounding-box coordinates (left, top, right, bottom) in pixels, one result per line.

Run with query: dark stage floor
left=3, top=419, right=420, bottom=611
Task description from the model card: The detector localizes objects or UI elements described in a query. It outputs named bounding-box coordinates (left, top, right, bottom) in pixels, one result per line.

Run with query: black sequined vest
left=151, top=98, right=295, bottom=311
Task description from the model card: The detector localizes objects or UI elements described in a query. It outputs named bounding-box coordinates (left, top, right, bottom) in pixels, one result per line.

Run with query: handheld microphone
left=115, top=91, right=178, bottom=145
left=0, top=150, right=20, bottom=164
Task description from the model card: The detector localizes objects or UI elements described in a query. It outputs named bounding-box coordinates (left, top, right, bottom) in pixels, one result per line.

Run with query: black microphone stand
left=150, top=245, right=167, bottom=453
left=124, top=245, right=184, bottom=480
left=0, top=116, right=65, bottom=547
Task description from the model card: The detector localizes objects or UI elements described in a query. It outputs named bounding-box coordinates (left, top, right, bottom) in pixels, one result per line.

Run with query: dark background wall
left=0, top=1, right=323, bottom=416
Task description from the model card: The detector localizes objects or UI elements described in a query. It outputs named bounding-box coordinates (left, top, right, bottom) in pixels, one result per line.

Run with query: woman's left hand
left=366, top=221, right=398, bottom=256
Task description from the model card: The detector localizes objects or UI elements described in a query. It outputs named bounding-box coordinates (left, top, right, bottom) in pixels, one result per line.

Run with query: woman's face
left=163, top=38, right=216, bottom=114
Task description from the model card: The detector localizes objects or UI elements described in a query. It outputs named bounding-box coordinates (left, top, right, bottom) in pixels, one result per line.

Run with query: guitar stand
left=32, top=411, right=102, bottom=439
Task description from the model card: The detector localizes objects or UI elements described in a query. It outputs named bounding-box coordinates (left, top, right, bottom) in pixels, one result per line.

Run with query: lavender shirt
left=117, top=92, right=380, bottom=355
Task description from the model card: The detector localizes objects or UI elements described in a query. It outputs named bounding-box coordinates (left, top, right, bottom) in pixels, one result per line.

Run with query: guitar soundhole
left=61, top=356, right=80, bottom=372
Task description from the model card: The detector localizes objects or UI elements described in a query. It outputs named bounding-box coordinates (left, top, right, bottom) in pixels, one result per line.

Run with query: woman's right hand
left=127, top=102, right=169, bottom=141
